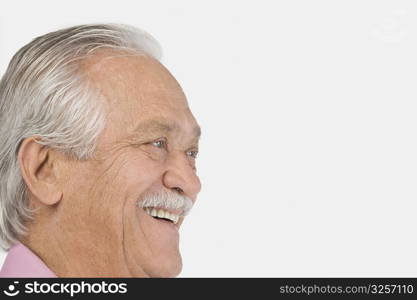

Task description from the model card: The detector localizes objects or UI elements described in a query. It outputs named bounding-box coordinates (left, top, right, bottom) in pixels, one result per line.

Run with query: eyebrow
left=132, top=119, right=201, bottom=140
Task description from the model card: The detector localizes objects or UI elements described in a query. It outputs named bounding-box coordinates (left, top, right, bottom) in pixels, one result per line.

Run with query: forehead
left=83, top=51, right=198, bottom=141
left=85, top=51, right=187, bottom=109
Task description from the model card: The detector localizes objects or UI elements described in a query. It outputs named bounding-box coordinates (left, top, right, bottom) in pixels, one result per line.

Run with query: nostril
left=173, top=187, right=184, bottom=194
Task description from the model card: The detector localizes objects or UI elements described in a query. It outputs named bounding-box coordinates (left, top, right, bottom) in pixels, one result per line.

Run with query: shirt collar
left=0, top=242, right=57, bottom=277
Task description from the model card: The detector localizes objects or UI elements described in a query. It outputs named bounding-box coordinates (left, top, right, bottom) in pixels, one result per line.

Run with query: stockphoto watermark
left=2, top=280, right=127, bottom=297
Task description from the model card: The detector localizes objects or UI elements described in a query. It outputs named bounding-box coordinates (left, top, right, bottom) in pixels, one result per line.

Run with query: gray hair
left=0, top=24, right=162, bottom=249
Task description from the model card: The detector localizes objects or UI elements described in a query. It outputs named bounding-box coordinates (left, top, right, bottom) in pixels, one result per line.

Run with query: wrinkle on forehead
left=133, top=119, right=200, bottom=137
left=82, top=50, right=187, bottom=107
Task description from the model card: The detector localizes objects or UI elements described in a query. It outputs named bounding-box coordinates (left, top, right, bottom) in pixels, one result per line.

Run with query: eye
left=151, top=139, right=167, bottom=149
left=186, top=149, right=199, bottom=158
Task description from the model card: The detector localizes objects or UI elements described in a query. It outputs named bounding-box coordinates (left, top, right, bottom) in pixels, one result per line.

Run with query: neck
left=21, top=221, right=148, bottom=277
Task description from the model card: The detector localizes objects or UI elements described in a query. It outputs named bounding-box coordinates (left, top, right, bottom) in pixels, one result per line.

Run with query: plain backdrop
left=0, top=0, right=416, bottom=277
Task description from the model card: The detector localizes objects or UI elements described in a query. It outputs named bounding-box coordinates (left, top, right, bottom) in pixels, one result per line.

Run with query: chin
left=147, top=254, right=183, bottom=278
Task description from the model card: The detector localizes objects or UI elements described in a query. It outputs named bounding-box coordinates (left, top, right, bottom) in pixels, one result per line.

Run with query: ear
left=18, top=137, right=63, bottom=206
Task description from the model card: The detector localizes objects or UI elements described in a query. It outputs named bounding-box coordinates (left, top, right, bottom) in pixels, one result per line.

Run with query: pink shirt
left=0, top=242, right=56, bottom=277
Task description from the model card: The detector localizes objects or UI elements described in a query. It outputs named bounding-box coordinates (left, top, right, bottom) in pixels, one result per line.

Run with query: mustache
left=137, top=189, right=194, bottom=216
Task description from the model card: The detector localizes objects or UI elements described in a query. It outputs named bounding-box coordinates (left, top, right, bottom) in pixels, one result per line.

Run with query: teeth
left=173, top=215, right=179, bottom=224
left=144, top=207, right=180, bottom=224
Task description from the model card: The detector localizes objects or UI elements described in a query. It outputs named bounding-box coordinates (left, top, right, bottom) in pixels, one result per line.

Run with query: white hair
left=138, top=190, right=194, bottom=217
left=0, top=23, right=162, bottom=250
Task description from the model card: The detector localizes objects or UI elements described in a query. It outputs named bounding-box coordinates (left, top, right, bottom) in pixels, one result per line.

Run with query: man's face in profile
left=52, top=53, right=201, bottom=277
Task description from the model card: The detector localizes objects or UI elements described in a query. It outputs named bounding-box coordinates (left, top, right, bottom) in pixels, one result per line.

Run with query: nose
left=162, top=151, right=201, bottom=200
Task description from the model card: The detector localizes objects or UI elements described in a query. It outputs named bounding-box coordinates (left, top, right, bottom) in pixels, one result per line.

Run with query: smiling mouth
left=144, top=207, right=180, bottom=224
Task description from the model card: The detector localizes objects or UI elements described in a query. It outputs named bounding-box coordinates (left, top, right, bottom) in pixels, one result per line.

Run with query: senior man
left=0, top=24, right=201, bottom=277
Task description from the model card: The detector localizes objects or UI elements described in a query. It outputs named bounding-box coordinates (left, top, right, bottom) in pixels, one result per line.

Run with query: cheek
left=63, top=153, right=164, bottom=237
left=56, top=163, right=130, bottom=256
left=119, top=155, right=165, bottom=223
left=111, top=153, right=166, bottom=230
left=118, top=152, right=166, bottom=188
left=69, top=153, right=165, bottom=234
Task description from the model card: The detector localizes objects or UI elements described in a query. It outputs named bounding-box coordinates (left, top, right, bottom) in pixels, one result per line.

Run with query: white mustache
left=137, top=189, right=194, bottom=216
